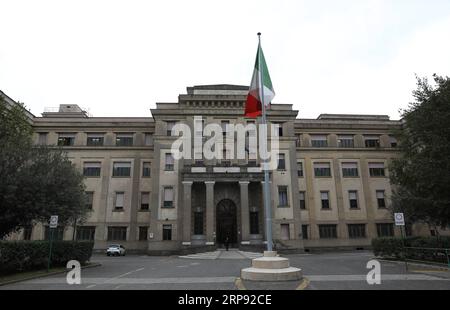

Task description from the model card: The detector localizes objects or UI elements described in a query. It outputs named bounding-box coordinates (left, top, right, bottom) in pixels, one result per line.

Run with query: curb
left=376, top=258, right=449, bottom=271
left=235, top=277, right=246, bottom=290
left=0, top=262, right=102, bottom=287
left=235, top=277, right=310, bottom=291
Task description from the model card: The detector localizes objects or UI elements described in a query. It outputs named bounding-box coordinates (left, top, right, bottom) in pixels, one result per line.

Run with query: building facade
left=7, top=84, right=442, bottom=254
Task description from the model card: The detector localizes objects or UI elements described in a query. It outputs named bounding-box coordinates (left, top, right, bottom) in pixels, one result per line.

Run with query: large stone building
left=5, top=85, right=443, bottom=254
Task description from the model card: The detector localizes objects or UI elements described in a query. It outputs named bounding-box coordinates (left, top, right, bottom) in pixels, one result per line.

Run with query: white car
left=106, top=244, right=126, bottom=256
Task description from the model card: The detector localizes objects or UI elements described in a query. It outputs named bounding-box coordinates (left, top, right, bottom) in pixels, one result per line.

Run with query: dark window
left=139, top=227, right=148, bottom=241
left=140, top=192, right=150, bottom=210
left=165, top=154, right=174, bottom=171
left=57, top=136, right=75, bottom=146
left=377, top=223, right=394, bottom=237
left=311, top=136, right=328, bottom=147
left=116, top=135, right=133, bottom=146
left=87, top=136, right=104, bottom=146
left=85, top=191, right=94, bottom=209
left=221, top=121, right=229, bottom=136
left=369, top=164, right=386, bottom=177
left=349, top=191, right=358, bottom=209
left=320, top=191, right=330, bottom=209
left=167, top=121, right=176, bottom=136
left=348, top=224, right=366, bottom=238
left=390, top=137, right=398, bottom=148
left=278, top=154, right=286, bottom=170
left=23, top=226, right=32, bottom=240
left=342, top=162, right=359, bottom=177
left=319, top=225, right=337, bottom=239
left=338, top=136, right=354, bottom=148
left=302, top=225, right=308, bottom=240
left=194, top=212, right=204, bottom=235
left=376, top=190, right=386, bottom=208
left=297, top=162, right=304, bottom=177
left=113, top=162, right=131, bottom=177
left=45, top=226, right=65, bottom=241
left=163, top=225, right=172, bottom=241
left=107, top=227, right=127, bottom=241
left=142, top=162, right=151, bottom=177
left=314, top=163, right=331, bottom=177
left=405, top=223, right=413, bottom=237
left=430, top=230, right=436, bottom=237
left=163, top=187, right=174, bottom=208
left=365, top=137, right=380, bottom=148
left=250, top=211, right=259, bottom=234
left=83, top=162, right=101, bottom=177
left=299, top=192, right=306, bottom=210
left=76, top=226, right=96, bottom=241
left=278, top=186, right=288, bottom=207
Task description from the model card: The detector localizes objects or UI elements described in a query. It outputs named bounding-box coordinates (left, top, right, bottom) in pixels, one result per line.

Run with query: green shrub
left=0, top=241, right=94, bottom=275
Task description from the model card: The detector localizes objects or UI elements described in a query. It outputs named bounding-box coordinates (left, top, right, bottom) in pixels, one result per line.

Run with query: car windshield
left=109, top=245, right=120, bottom=248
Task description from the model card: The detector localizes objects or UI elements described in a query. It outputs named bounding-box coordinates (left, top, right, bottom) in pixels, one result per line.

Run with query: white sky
left=1, top=0, right=450, bottom=119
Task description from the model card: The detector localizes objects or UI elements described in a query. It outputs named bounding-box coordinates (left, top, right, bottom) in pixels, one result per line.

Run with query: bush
left=0, top=241, right=94, bottom=275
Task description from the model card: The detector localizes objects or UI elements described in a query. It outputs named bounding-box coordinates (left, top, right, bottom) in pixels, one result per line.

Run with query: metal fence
left=403, top=247, right=450, bottom=268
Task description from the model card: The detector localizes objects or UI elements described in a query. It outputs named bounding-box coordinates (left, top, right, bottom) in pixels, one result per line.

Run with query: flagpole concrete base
left=240, top=251, right=303, bottom=282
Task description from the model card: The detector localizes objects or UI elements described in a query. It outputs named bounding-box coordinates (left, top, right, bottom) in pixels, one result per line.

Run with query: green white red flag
left=244, top=43, right=275, bottom=118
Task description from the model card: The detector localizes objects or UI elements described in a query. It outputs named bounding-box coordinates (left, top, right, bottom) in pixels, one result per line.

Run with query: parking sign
left=49, top=215, right=58, bottom=228
left=394, top=213, right=405, bottom=226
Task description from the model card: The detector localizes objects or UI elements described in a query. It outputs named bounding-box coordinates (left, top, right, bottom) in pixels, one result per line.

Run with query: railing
left=403, top=247, right=450, bottom=268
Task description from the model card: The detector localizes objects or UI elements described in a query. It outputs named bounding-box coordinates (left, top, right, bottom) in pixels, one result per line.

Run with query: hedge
left=0, top=241, right=94, bottom=275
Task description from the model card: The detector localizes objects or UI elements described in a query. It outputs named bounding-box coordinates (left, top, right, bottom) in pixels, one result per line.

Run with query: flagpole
left=258, top=32, right=273, bottom=252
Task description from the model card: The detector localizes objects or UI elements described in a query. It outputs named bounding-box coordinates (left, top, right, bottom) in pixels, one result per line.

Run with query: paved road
left=1, top=251, right=449, bottom=290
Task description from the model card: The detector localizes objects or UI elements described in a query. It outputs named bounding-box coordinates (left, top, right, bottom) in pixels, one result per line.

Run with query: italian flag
left=244, top=43, right=275, bottom=118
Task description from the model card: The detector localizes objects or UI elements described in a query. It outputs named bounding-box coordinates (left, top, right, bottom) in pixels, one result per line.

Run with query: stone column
left=239, top=181, right=250, bottom=244
left=182, top=181, right=193, bottom=245
left=205, top=181, right=215, bottom=245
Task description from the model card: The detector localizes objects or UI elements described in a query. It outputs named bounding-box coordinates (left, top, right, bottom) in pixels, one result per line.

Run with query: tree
left=389, top=74, right=450, bottom=231
left=0, top=95, right=90, bottom=238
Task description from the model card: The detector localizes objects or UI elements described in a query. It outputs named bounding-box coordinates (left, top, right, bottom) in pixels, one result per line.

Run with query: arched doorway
left=216, top=199, right=238, bottom=246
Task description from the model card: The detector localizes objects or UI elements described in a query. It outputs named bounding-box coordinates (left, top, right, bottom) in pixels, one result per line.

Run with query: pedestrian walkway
left=179, top=249, right=263, bottom=260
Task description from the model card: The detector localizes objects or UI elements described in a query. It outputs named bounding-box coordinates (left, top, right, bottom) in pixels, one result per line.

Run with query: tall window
left=348, top=224, right=366, bottom=238
left=338, top=135, right=354, bottom=148
left=38, top=133, right=48, bottom=145
left=76, top=226, right=96, bottom=241
left=165, top=153, right=174, bottom=171
left=113, top=162, right=131, bottom=177
left=390, top=136, right=398, bottom=148
left=278, top=186, right=288, bottom=207
left=163, top=187, right=174, bottom=208
left=23, top=226, right=33, bottom=240
left=140, top=192, right=150, bottom=210
left=85, top=191, right=94, bottom=209
left=311, top=135, right=328, bottom=147
left=194, top=212, right=204, bottom=235
left=250, top=211, right=259, bottom=234
left=369, top=162, right=386, bottom=177
left=314, top=162, right=331, bottom=177
left=86, top=134, right=104, bottom=146
left=114, top=192, right=125, bottom=210
left=107, top=227, right=127, bottom=241
left=364, top=135, right=380, bottom=148
left=57, top=133, right=75, bottom=146
left=116, top=133, right=133, bottom=146
left=297, top=162, right=304, bottom=177
left=319, top=225, right=337, bottom=239
left=342, top=162, right=359, bottom=177
left=139, top=227, right=148, bottom=241
left=377, top=223, right=394, bottom=237
left=83, top=162, right=101, bottom=177
left=320, top=191, right=330, bottom=209
left=348, top=191, right=358, bottom=209
left=221, top=120, right=230, bottom=136
left=273, top=122, right=283, bottom=137
left=166, top=121, right=176, bottom=136
left=163, top=225, right=172, bottom=241
left=144, top=133, right=153, bottom=146
left=299, top=191, right=306, bottom=210
left=302, top=225, right=308, bottom=240
left=142, top=162, right=151, bottom=177
left=376, top=190, right=386, bottom=208
left=278, top=154, right=286, bottom=170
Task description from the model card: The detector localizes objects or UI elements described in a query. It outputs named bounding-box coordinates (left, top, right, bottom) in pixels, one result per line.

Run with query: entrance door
left=216, top=199, right=237, bottom=246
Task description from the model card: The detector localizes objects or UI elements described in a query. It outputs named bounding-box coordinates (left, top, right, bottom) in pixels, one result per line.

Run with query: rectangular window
left=57, top=134, right=75, bottom=146
left=320, top=191, right=330, bottom=209
left=83, top=162, right=101, bottom=177
left=319, top=224, right=337, bottom=239
left=314, top=163, right=331, bottom=177
left=86, top=134, right=104, bottom=146
left=115, top=133, right=133, bottom=146
left=139, top=226, right=148, bottom=241
left=281, top=224, right=290, bottom=240
left=107, top=227, right=127, bottom=241
left=278, top=154, right=286, bottom=170
left=273, top=122, right=283, bottom=137
left=167, top=121, right=176, bottom=136
left=299, top=191, right=306, bottom=210
left=369, top=162, right=386, bottom=177
left=163, top=225, right=172, bottom=241
left=376, top=190, right=386, bottom=208
left=85, top=191, right=94, bottom=209
left=38, top=133, right=48, bottom=145
left=296, top=135, right=302, bottom=147
left=348, top=224, right=366, bottom=239
left=311, top=135, right=328, bottom=147
left=142, top=162, right=151, bottom=177
left=221, top=120, right=230, bottom=136
left=194, top=212, right=204, bottom=235
left=365, top=135, right=380, bottom=148
left=349, top=191, right=358, bottom=209
left=278, top=186, right=289, bottom=207
left=23, top=226, right=32, bottom=240
left=377, top=223, right=394, bottom=237
left=297, top=162, right=304, bottom=177
left=113, top=162, right=131, bottom=177
left=163, top=187, right=174, bottom=208
left=390, top=136, right=398, bottom=148
left=302, top=225, right=308, bottom=240
left=165, top=153, right=174, bottom=171
left=140, top=192, right=150, bottom=210
left=144, top=133, right=153, bottom=146
left=338, top=135, right=354, bottom=148
left=115, top=192, right=125, bottom=210
left=342, top=162, right=359, bottom=177
left=250, top=211, right=259, bottom=234
left=76, top=226, right=96, bottom=241
left=45, top=226, right=65, bottom=241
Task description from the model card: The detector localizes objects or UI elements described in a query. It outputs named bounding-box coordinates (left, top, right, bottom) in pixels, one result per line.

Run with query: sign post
left=394, top=213, right=408, bottom=270
left=47, top=215, right=58, bottom=272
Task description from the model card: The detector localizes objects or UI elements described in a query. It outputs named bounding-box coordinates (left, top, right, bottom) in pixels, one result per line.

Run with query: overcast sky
left=1, top=0, right=450, bottom=119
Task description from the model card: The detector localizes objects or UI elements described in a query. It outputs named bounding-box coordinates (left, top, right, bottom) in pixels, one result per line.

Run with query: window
left=348, top=224, right=366, bottom=238
left=113, top=162, right=131, bottom=177
left=86, top=134, right=104, bottom=146
left=142, top=162, right=151, bottom=177
left=57, top=134, right=75, bottom=146
left=273, top=122, right=283, bottom=137
left=311, top=135, right=328, bottom=147
left=320, top=191, right=330, bottom=209
left=376, top=190, right=386, bottom=208
left=319, top=225, right=337, bottom=239
left=163, top=225, right=172, bottom=241
left=348, top=191, right=358, bottom=209
left=194, top=212, right=204, bottom=235
left=114, top=192, right=125, bottom=210
left=278, top=186, right=288, bottom=207
left=338, top=135, right=354, bottom=148
left=166, top=121, right=176, bottom=136
left=165, top=153, right=174, bottom=171
left=296, top=135, right=302, bottom=147
left=297, top=162, right=304, bottom=177
left=140, top=192, right=150, bottom=210
left=83, top=162, right=101, bottom=177
left=365, top=135, right=380, bottom=148
left=302, top=225, right=308, bottom=240
left=85, top=191, right=94, bottom=209
left=45, top=226, right=65, bottom=241
left=390, top=136, right=398, bottom=148
left=139, top=227, right=148, bottom=241
left=278, top=154, right=286, bottom=170
left=221, top=120, right=230, bottom=136
left=23, top=226, right=32, bottom=240
left=144, top=133, right=153, bottom=146
left=163, top=187, right=174, bottom=208
left=377, top=223, right=394, bottom=237
left=250, top=211, right=259, bottom=234
left=38, top=133, right=48, bottom=145
left=76, top=226, right=96, bottom=241
left=369, top=162, right=385, bottom=177
left=299, top=192, right=306, bottom=210
left=116, top=134, right=133, bottom=146
left=314, top=163, right=331, bottom=177
left=342, top=162, right=359, bottom=177
left=107, top=227, right=127, bottom=241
